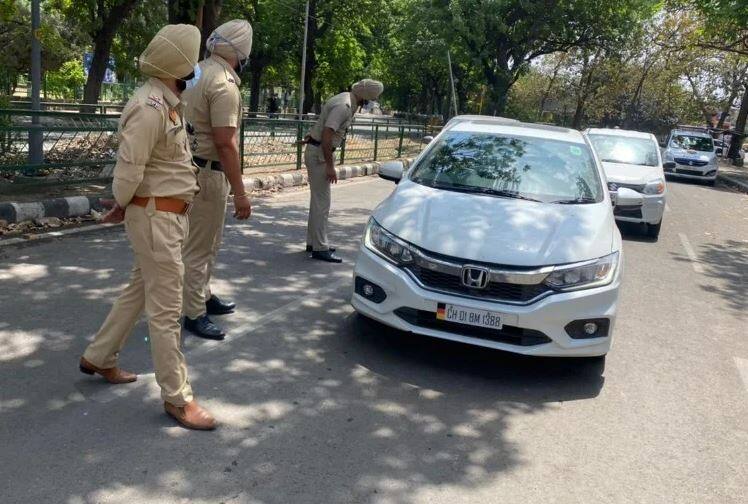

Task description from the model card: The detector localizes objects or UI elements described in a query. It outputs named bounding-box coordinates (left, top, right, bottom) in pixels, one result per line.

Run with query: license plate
left=436, top=303, right=504, bottom=330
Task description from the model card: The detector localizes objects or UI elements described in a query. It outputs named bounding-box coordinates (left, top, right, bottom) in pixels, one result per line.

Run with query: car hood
left=373, top=180, right=616, bottom=267
left=602, top=161, right=662, bottom=184
left=666, top=148, right=715, bottom=162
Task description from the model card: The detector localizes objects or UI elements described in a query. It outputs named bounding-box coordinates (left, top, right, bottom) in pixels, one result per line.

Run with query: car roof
left=585, top=127, right=654, bottom=140
left=445, top=115, right=586, bottom=144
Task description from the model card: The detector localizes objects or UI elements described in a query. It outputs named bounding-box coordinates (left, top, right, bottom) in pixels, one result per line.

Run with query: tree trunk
left=169, top=0, right=203, bottom=24
left=200, top=0, right=222, bottom=57
left=248, top=64, right=265, bottom=116
left=539, top=59, right=563, bottom=117
left=82, top=0, right=140, bottom=109
left=727, top=86, right=748, bottom=161
left=302, top=0, right=318, bottom=114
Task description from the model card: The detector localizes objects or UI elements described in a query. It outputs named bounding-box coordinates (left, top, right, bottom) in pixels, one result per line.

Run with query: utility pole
left=298, top=0, right=310, bottom=120
left=447, top=50, right=458, bottom=118
left=29, top=0, right=43, bottom=165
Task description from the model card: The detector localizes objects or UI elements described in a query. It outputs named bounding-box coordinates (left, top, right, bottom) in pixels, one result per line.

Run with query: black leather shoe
left=306, top=245, right=335, bottom=253
left=205, top=294, right=235, bottom=315
left=311, top=250, right=343, bottom=263
left=184, top=315, right=226, bottom=340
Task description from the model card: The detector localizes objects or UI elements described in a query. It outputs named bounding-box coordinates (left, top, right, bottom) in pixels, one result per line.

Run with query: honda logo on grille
left=461, top=266, right=490, bottom=289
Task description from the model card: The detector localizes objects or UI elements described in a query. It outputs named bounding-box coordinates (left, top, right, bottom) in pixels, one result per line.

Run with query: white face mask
left=185, top=64, right=202, bottom=90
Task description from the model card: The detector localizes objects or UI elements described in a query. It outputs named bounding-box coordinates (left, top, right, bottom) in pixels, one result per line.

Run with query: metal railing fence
left=0, top=109, right=432, bottom=193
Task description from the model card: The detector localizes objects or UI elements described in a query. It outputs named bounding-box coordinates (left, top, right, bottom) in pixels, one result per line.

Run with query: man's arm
left=212, top=126, right=251, bottom=220
left=321, top=127, right=338, bottom=184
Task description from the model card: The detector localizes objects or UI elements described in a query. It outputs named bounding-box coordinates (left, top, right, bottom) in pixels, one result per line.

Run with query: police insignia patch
left=146, top=95, right=163, bottom=110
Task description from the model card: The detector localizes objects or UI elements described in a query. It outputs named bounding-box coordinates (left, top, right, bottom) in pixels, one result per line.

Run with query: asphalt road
left=0, top=176, right=746, bottom=504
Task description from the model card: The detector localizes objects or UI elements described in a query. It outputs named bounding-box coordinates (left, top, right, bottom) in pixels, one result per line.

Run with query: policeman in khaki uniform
left=303, top=79, right=384, bottom=263
left=181, top=20, right=253, bottom=340
left=78, top=25, right=217, bottom=431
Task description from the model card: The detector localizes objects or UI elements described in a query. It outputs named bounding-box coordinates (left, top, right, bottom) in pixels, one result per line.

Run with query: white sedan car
left=585, top=128, right=668, bottom=239
left=352, top=116, right=643, bottom=359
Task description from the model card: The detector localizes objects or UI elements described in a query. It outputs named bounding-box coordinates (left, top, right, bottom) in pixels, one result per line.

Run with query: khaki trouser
left=83, top=201, right=193, bottom=406
left=305, top=145, right=331, bottom=251
left=182, top=166, right=231, bottom=319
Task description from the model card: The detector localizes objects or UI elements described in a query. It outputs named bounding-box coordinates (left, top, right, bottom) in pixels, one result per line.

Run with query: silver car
left=661, top=127, right=719, bottom=185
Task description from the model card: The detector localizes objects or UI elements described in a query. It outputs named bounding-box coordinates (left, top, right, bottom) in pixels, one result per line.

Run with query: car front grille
left=405, top=264, right=551, bottom=303
left=610, top=182, right=646, bottom=193
left=614, top=206, right=643, bottom=218
left=673, top=168, right=708, bottom=176
left=674, top=158, right=708, bottom=167
left=394, top=307, right=552, bottom=346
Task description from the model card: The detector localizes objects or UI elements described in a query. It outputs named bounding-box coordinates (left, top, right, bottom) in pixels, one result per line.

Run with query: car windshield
left=409, top=131, right=603, bottom=203
left=587, top=134, right=659, bottom=167
left=670, top=134, right=713, bottom=152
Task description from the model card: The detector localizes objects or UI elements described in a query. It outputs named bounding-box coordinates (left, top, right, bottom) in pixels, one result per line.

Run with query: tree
left=51, top=0, right=142, bottom=106
left=428, top=0, right=657, bottom=114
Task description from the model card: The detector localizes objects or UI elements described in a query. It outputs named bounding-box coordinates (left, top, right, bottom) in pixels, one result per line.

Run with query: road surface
left=0, top=176, right=746, bottom=503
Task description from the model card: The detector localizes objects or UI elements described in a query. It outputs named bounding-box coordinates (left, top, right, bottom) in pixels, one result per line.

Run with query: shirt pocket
left=165, top=120, right=190, bottom=161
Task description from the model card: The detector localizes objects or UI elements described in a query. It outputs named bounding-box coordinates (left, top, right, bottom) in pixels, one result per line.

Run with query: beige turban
left=139, top=24, right=200, bottom=79
left=351, top=79, right=384, bottom=101
left=207, top=20, right=253, bottom=60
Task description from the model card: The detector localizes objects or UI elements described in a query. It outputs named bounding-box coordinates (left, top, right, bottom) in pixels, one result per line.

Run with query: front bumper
left=665, top=163, right=718, bottom=181
left=614, top=193, right=665, bottom=225
left=351, top=247, right=621, bottom=357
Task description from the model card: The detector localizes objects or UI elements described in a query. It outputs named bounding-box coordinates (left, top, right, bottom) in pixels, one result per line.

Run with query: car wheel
left=646, top=221, right=661, bottom=239
left=705, top=179, right=716, bottom=187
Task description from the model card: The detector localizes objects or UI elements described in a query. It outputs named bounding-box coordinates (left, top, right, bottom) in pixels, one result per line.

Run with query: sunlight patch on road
left=0, top=330, right=44, bottom=361
left=0, top=263, right=48, bottom=282
left=734, top=357, right=748, bottom=393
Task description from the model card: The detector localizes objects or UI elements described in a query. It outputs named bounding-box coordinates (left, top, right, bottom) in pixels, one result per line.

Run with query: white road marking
left=734, top=357, right=748, bottom=393
left=678, top=233, right=704, bottom=273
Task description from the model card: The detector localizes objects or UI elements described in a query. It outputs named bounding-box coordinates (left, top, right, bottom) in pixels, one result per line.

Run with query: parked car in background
left=352, top=116, right=645, bottom=359
left=585, top=128, right=667, bottom=239
left=661, top=127, right=719, bottom=185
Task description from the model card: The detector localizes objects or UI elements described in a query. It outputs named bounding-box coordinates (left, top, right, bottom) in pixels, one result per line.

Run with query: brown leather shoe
left=79, top=357, right=137, bottom=384
left=164, top=400, right=217, bottom=431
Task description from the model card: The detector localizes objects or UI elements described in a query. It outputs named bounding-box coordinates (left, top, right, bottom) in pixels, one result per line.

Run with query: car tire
left=646, top=221, right=661, bottom=239
left=705, top=179, right=716, bottom=187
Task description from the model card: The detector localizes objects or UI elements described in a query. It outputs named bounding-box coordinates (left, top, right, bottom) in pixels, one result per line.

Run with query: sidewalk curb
left=0, top=158, right=410, bottom=225
left=718, top=173, right=748, bottom=193
left=0, top=222, right=122, bottom=250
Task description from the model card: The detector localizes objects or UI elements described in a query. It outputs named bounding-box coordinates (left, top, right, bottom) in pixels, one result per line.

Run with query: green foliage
left=45, top=59, right=86, bottom=99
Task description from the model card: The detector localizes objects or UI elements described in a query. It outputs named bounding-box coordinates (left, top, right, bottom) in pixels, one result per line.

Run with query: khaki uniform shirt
left=112, top=78, right=198, bottom=207
left=309, top=92, right=356, bottom=149
left=184, top=55, right=243, bottom=161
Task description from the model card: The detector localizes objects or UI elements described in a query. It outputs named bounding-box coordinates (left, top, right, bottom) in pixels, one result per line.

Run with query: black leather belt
left=307, top=138, right=335, bottom=152
left=193, top=156, right=223, bottom=171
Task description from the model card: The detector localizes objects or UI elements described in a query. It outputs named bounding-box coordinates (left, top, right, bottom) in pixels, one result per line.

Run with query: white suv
left=585, top=128, right=667, bottom=239
left=661, top=127, right=719, bottom=185
left=352, top=116, right=643, bottom=359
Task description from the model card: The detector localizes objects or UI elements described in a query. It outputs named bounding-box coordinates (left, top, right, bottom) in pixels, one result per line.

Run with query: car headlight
left=364, top=218, right=416, bottom=265
left=642, top=178, right=665, bottom=195
left=544, top=252, right=619, bottom=291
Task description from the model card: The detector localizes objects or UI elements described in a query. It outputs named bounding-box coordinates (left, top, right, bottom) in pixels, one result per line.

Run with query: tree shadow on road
left=696, top=239, right=748, bottom=315
left=1, top=190, right=605, bottom=504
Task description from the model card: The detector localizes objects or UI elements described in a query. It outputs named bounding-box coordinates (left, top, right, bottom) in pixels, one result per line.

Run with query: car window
left=409, top=131, right=603, bottom=203
left=587, top=134, right=659, bottom=167
left=670, top=134, right=713, bottom=152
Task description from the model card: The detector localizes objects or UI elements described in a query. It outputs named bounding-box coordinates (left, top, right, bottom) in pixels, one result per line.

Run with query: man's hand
left=326, top=165, right=338, bottom=184
left=101, top=203, right=125, bottom=224
left=233, top=193, right=252, bottom=220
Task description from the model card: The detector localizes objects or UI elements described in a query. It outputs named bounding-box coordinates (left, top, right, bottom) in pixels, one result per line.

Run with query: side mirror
left=614, top=187, right=644, bottom=207
left=663, top=161, right=676, bottom=171
left=379, top=160, right=404, bottom=183
left=422, top=135, right=434, bottom=144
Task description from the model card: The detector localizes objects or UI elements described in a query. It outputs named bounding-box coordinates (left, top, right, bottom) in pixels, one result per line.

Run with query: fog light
left=354, top=276, right=387, bottom=303
left=565, top=319, right=610, bottom=339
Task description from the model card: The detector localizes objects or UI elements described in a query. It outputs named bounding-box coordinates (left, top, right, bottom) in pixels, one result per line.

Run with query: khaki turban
left=139, top=24, right=200, bottom=79
left=207, top=20, right=253, bottom=60
left=351, top=79, right=384, bottom=101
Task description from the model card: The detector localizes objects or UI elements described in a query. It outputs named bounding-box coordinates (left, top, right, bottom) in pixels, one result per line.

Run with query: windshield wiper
left=552, top=197, right=598, bottom=204
left=472, top=188, right=543, bottom=202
